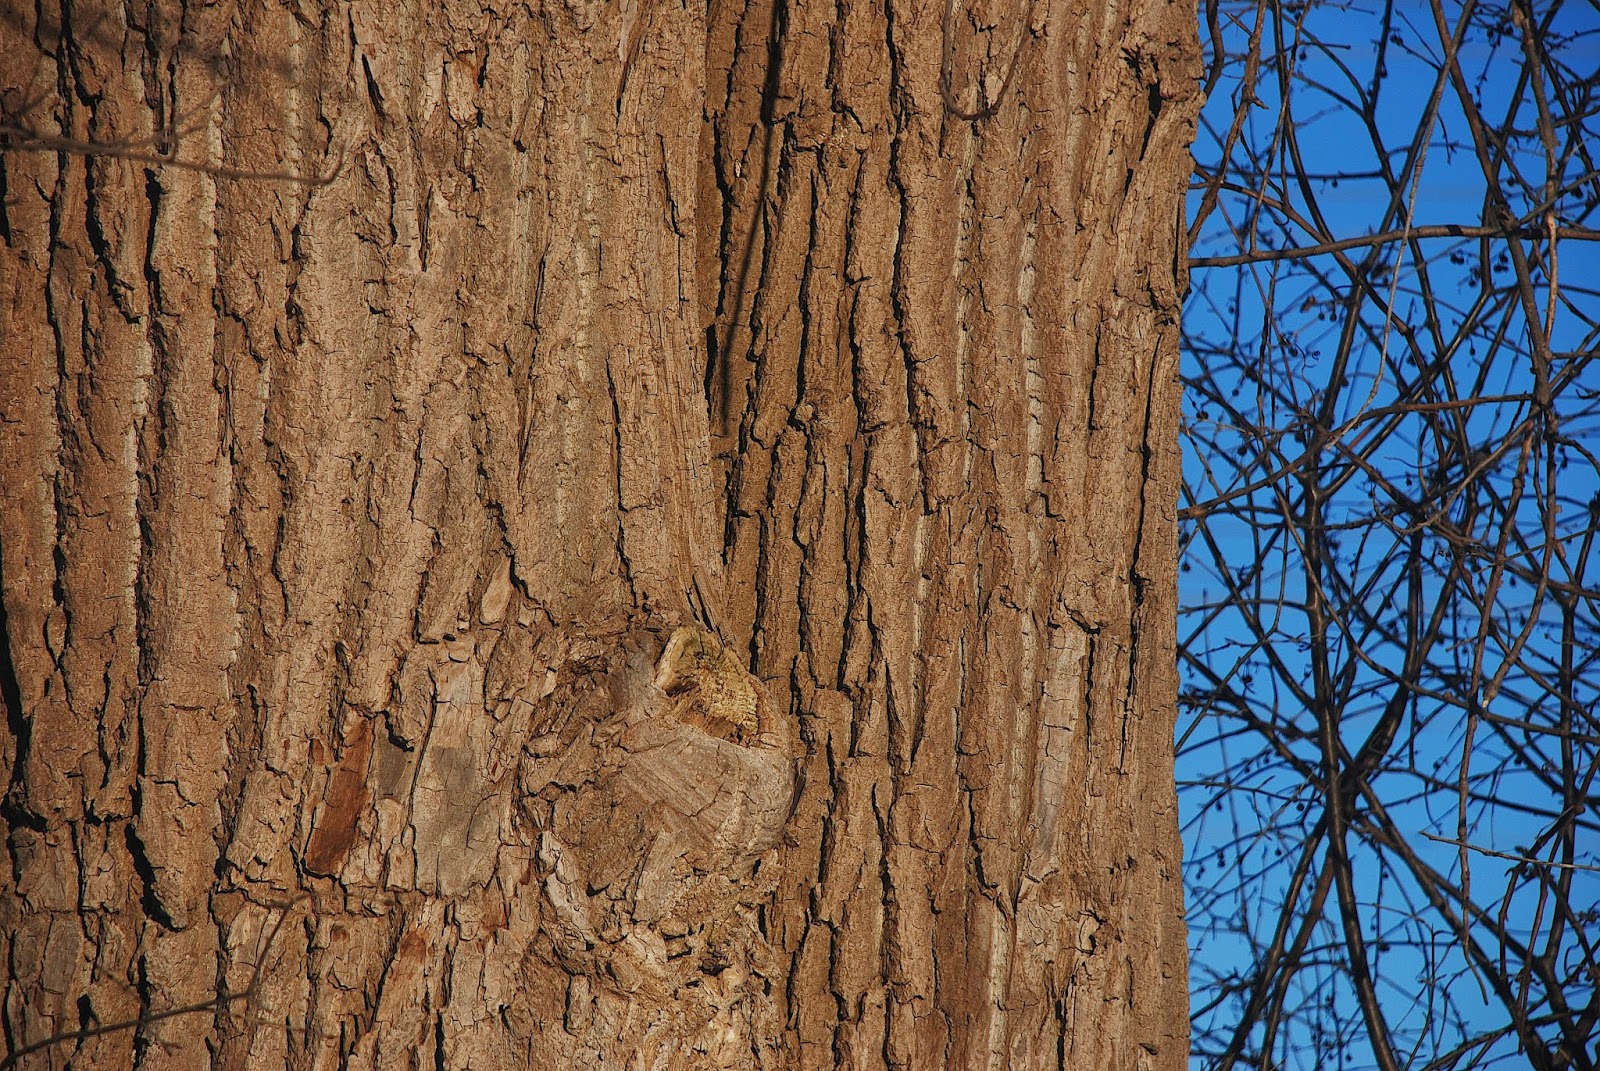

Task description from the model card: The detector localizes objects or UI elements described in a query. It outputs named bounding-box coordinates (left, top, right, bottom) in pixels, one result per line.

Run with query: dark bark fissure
left=0, top=559, right=32, bottom=827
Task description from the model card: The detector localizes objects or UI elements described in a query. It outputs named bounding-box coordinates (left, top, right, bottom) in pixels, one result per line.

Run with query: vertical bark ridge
left=706, top=0, right=1200, bottom=1066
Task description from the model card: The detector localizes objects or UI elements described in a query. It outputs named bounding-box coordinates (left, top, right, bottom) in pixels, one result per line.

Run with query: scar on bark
left=304, top=718, right=376, bottom=876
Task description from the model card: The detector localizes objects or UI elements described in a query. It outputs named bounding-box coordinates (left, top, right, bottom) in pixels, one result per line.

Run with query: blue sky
left=1177, top=2, right=1600, bottom=1068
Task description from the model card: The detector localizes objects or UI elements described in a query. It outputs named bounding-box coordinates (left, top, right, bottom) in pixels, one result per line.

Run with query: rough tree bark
left=0, top=0, right=1200, bottom=1067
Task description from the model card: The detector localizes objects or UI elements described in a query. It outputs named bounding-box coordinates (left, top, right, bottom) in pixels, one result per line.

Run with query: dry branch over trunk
left=0, top=0, right=1200, bottom=1067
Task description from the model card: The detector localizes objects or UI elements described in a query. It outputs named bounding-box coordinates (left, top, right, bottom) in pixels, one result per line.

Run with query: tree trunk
left=0, top=0, right=1199, bottom=1067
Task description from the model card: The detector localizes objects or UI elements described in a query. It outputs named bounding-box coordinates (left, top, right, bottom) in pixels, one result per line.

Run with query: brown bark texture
left=0, top=0, right=1201, bottom=1066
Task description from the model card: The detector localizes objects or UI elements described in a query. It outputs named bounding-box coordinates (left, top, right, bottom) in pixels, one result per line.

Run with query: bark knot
left=655, top=627, right=766, bottom=745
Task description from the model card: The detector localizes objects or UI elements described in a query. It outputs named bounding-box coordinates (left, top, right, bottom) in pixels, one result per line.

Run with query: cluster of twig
left=1180, top=1, right=1600, bottom=1070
